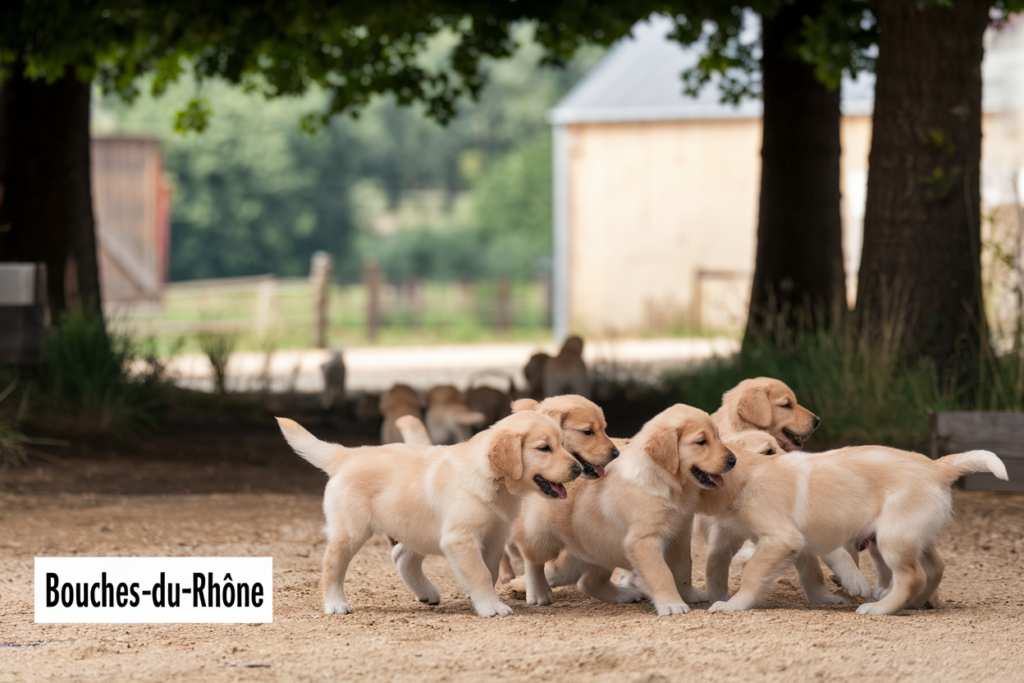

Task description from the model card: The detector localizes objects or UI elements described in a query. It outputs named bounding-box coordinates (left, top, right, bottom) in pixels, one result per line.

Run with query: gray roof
left=550, top=14, right=1024, bottom=125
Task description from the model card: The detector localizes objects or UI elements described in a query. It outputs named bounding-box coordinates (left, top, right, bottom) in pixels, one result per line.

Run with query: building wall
left=564, top=111, right=1024, bottom=337
left=566, top=119, right=762, bottom=336
left=566, top=117, right=873, bottom=335
left=92, top=137, right=170, bottom=305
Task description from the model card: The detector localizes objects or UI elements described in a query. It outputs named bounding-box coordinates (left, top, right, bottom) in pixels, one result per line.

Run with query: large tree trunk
left=855, top=0, right=989, bottom=378
left=0, top=64, right=102, bottom=320
left=743, top=0, right=844, bottom=345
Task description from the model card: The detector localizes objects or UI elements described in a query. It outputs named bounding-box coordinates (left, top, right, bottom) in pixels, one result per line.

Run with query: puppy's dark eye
left=695, top=439, right=707, bottom=446
left=582, top=429, right=594, bottom=436
left=781, top=402, right=792, bottom=409
left=765, top=449, right=775, bottom=455
left=537, top=445, right=551, bottom=452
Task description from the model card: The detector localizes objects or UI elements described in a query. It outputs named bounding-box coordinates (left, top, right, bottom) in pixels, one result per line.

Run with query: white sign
left=34, top=557, right=273, bottom=623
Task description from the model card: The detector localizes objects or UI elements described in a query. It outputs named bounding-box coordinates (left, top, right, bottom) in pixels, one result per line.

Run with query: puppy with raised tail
left=700, top=444, right=1008, bottom=615
left=278, top=411, right=582, bottom=617
left=512, top=404, right=736, bottom=616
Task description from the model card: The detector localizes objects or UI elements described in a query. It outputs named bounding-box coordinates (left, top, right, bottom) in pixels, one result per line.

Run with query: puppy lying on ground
left=713, top=377, right=819, bottom=451
left=699, top=443, right=1007, bottom=614
left=277, top=412, right=582, bottom=617
left=511, top=404, right=736, bottom=615
left=425, top=385, right=486, bottom=445
left=379, top=383, right=422, bottom=444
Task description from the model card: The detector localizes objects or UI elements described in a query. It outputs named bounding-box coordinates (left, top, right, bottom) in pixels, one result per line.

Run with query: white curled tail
left=277, top=417, right=346, bottom=476
left=936, top=450, right=1008, bottom=484
left=396, top=415, right=433, bottom=446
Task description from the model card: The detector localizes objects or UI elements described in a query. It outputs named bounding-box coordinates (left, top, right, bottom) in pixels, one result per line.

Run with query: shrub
left=10, top=310, right=167, bottom=435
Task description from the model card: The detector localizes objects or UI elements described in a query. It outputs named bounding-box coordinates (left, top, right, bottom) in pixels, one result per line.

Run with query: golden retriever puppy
left=524, top=352, right=550, bottom=401
left=425, top=384, right=486, bottom=445
left=320, top=349, right=346, bottom=410
left=512, top=404, right=736, bottom=615
left=543, top=336, right=591, bottom=399
left=510, top=396, right=619, bottom=477
left=277, top=412, right=582, bottom=617
left=699, top=444, right=1007, bottom=615
left=496, top=395, right=621, bottom=583
left=466, top=383, right=513, bottom=428
left=713, top=377, right=819, bottom=451
left=379, top=383, right=422, bottom=444
left=701, top=431, right=873, bottom=604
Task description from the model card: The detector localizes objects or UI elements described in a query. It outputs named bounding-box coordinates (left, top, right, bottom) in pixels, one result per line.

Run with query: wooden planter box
left=930, top=412, right=1024, bottom=492
left=0, top=263, right=48, bottom=364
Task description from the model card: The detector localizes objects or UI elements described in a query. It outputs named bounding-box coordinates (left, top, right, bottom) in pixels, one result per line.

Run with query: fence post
left=496, top=277, right=511, bottom=334
left=254, top=276, right=276, bottom=339
left=310, top=251, right=333, bottom=348
left=364, top=256, right=382, bottom=344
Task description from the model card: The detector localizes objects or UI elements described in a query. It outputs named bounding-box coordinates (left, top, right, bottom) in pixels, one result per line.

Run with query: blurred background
left=4, top=4, right=1024, bottom=461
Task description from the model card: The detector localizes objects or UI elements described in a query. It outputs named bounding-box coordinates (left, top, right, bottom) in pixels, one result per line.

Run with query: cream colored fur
left=278, top=411, right=581, bottom=617
left=510, top=404, right=736, bottom=616
left=712, top=377, right=819, bottom=451
left=699, top=443, right=1007, bottom=615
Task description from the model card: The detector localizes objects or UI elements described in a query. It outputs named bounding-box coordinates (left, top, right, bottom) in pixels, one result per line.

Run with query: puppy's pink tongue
left=554, top=483, right=568, bottom=499
left=593, top=464, right=606, bottom=478
left=710, top=474, right=725, bottom=489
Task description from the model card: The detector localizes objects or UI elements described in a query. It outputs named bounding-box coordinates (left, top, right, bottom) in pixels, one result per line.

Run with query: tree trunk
left=855, top=0, right=989, bottom=378
left=0, top=64, right=102, bottom=321
left=743, top=0, right=844, bottom=346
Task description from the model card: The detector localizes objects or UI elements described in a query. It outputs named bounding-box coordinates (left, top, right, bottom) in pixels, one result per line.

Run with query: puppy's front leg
left=705, top=525, right=745, bottom=603
left=392, top=543, right=441, bottom=605
left=441, top=533, right=513, bottom=617
left=709, top=535, right=800, bottom=613
left=626, top=535, right=689, bottom=615
left=665, top=521, right=706, bottom=603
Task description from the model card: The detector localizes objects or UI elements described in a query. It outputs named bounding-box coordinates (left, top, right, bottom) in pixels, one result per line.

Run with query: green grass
left=4, top=309, right=168, bottom=436
left=658, top=313, right=1024, bottom=452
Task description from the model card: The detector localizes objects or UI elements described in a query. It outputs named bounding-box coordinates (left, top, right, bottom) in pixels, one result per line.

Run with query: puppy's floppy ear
left=736, top=391, right=772, bottom=429
left=488, top=430, right=525, bottom=480
left=644, top=426, right=680, bottom=474
left=511, top=398, right=540, bottom=413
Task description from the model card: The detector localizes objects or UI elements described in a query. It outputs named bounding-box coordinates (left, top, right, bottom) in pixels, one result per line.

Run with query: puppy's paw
left=505, top=576, right=527, bottom=594
left=475, top=600, right=514, bottom=617
left=324, top=601, right=351, bottom=615
left=839, top=575, right=873, bottom=599
left=418, top=586, right=441, bottom=605
left=708, top=598, right=755, bottom=613
left=808, top=591, right=849, bottom=606
left=872, top=586, right=892, bottom=600
left=654, top=601, right=690, bottom=616
left=682, top=587, right=708, bottom=603
left=856, top=601, right=896, bottom=616
left=526, top=587, right=554, bottom=606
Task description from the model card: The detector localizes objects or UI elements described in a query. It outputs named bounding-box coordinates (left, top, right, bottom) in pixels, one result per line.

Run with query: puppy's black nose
left=811, top=415, right=821, bottom=429
left=570, top=463, right=583, bottom=477
left=726, top=454, right=737, bottom=471
left=609, top=448, right=620, bottom=460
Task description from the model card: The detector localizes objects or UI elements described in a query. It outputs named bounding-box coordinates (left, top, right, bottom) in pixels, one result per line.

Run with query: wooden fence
left=113, top=272, right=552, bottom=349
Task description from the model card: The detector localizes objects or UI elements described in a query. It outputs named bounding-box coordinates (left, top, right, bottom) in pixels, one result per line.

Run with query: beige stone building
left=549, top=16, right=1024, bottom=339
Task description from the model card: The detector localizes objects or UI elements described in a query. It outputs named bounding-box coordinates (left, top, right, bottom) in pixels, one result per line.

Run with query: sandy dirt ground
left=2, top=422, right=1023, bottom=682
